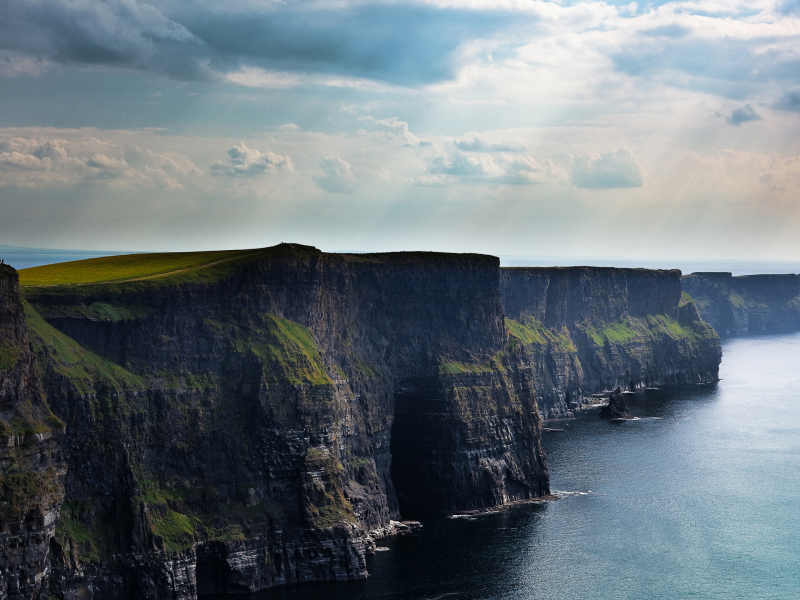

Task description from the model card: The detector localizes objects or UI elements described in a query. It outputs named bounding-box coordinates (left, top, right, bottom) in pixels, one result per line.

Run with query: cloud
left=453, top=137, right=525, bottom=152
left=725, top=104, right=762, bottom=126
left=211, top=143, right=293, bottom=177
left=315, top=156, right=355, bottom=193
left=0, top=51, right=48, bottom=77
left=0, top=0, right=204, bottom=80
left=416, top=146, right=563, bottom=185
left=0, top=135, right=203, bottom=188
left=358, top=116, right=420, bottom=145
left=0, top=0, right=525, bottom=86
left=774, top=89, right=800, bottom=113
left=571, top=148, right=646, bottom=189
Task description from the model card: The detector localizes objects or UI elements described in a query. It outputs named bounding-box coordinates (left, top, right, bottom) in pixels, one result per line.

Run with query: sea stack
left=599, top=387, right=633, bottom=420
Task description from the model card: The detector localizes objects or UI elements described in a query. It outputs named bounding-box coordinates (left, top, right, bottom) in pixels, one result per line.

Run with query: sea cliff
left=0, top=247, right=726, bottom=599
left=0, top=265, right=65, bottom=600
left=10, top=245, right=548, bottom=599
left=501, top=267, right=721, bottom=419
left=681, top=272, right=800, bottom=336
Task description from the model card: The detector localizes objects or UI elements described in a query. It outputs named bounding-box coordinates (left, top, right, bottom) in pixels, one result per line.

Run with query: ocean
left=255, top=331, right=800, bottom=600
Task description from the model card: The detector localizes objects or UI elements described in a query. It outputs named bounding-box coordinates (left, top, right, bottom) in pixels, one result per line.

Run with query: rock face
left=681, top=272, right=800, bottom=337
left=14, top=245, right=549, bottom=599
left=0, top=265, right=66, bottom=600
left=1, top=248, right=729, bottom=599
left=598, top=387, right=632, bottom=420
left=500, top=267, right=722, bottom=420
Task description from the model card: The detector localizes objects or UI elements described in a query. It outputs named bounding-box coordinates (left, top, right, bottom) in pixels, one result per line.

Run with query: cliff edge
left=681, top=272, right=800, bottom=336
left=501, top=267, right=721, bottom=419
left=14, top=245, right=548, bottom=599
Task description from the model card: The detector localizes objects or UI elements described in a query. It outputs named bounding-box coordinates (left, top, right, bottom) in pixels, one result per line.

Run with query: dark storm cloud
left=0, top=0, right=527, bottom=86
left=0, top=0, right=208, bottom=80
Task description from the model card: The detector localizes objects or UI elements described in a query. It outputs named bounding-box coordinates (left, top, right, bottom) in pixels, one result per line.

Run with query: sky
left=1, top=0, right=800, bottom=261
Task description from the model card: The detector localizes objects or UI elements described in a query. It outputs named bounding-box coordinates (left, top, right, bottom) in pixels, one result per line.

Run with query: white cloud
left=416, top=145, right=566, bottom=186
left=571, top=148, right=647, bottom=189
left=454, top=136, right=526, bottom=152
left=223, top=67, right=392, bottom=92
left=357, top=116, right=421, bottom=145
left=0, top=136, right=203, bottom=188
left=315, top=156, right=355, bottom=193
left=211, top=143, right=293, bottom=177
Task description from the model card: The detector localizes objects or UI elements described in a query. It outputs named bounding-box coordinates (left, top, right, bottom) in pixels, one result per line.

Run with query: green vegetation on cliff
left=24, top=301, right=145, bottom=395
left=18, top=244, right=322, bottom=290
left=205, top=313, right=332, bottom=386
left=506, top=309, right=716, bottom=357
left=506, top=316, right=576, bottom=351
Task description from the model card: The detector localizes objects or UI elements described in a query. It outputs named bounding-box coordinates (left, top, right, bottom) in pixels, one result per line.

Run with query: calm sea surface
left=257, top=332, right=800, bottom=600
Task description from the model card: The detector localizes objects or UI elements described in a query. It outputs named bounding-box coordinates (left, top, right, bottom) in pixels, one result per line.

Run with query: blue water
left=260, top=332, right=800, bottom=599
left=0, top=245, right=129, bottom=270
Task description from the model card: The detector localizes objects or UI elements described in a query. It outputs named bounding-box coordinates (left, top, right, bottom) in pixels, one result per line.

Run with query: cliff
left=12, top=245, right=549, bottom=599
left=501, top=267, right=721, bottom=419
left=0, top=265, right=65, bottom=600
left=681, top=272, right=800, bottom=337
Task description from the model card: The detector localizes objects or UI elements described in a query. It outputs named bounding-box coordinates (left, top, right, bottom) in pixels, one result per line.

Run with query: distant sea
left=3, top=244, right=797, bottom=277
left=0, top=245, right=135, bottom=271
left=253, top=332, right=800, bottom=600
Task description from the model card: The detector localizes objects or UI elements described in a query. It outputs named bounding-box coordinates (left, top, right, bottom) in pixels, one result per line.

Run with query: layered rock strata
left=681, top=272, right=800, bottom=336
left=501, top=267, right=722, bottom=420
left=13, top=245, right=549, bottom=598
left=0, top=265, right=65, bottom=600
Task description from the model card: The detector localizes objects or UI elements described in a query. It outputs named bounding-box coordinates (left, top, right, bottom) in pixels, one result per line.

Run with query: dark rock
left=500, top=267, right=722, bottom=419
left=598, top=387, right=633, bottom=420
left=682, top=272, right=800, bottom=337
left=0, top=264, right=66, bottom=600
left=16, top=245, right=549, bottom=599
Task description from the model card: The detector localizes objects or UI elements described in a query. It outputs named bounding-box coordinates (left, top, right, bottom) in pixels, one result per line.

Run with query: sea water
left=252, top=332, right=800, bottom=600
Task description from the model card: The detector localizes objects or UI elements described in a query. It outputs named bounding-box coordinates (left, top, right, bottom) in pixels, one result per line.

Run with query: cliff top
left=503, top=266, right=682, bottom=276
left=18, top=244, right=500, bottom=294
left=18, top=243, right=322, bottom=288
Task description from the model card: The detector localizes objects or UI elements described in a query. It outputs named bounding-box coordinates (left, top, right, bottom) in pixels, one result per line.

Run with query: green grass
left=19, top=249, right=257, bottom=287
left=579, top=319, right=639, bottom=345
left=0, top=345, right=20, bottom=371
left=439, top=361, right=494, bottom=375
left=18, top=244, right=322, bottom=292
left=24, top=301, right=145, bottom=394
left=505, top=316, right=576, bottom=352
left=206, top=313, right=331, bottom=386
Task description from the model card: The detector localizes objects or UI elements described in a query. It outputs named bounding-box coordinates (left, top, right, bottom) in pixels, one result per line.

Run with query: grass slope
left=18, top=244, right=320, bottom=288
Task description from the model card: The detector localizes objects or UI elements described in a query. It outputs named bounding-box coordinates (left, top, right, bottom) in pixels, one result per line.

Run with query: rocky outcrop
left=501, top=267, right=722, bottom=420
left=681, top=272, right=800, bottom=337
left=598, top=387, right=633, bottom=420
left=16, top=245, right=549, bottom=598
left=0, top=265, right=65, bottom=600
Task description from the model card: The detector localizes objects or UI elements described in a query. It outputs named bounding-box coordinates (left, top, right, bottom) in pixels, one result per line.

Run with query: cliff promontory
left=681, top=272, right=800, bottom=336
left=0, top=265, right=65, bottom=600
left=12, top=245, right=549, bottom=599
left=501, top=267, right=721, bottom=419
left=0, top=247, right=727, bottom=599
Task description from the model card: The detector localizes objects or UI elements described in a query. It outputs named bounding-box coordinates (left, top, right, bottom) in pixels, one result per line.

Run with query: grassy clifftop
left=18, top=243, right=321, bottom=290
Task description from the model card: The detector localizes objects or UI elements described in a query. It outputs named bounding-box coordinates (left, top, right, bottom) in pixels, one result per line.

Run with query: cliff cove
left=0, top=245, right=726, bottom=599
